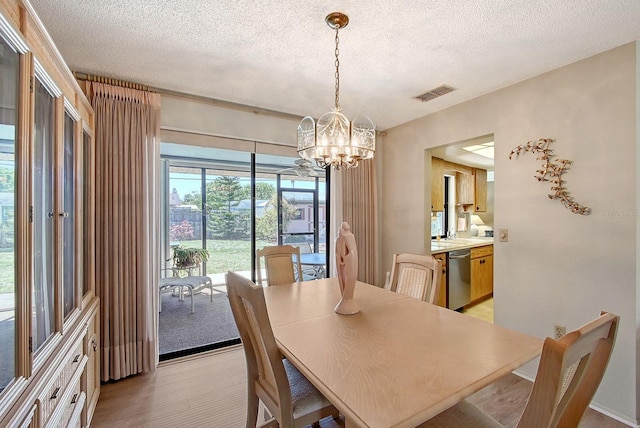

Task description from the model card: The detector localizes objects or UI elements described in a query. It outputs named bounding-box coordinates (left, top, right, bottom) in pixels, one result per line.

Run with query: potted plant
left=169, top=245, right=210, bottom=269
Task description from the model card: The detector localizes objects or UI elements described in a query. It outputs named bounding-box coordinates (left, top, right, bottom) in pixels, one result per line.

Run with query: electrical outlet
left=554, top=324, right=566, bottom=339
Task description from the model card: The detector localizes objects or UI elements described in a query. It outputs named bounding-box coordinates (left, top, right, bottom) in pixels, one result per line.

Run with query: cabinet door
left=474, top=168, right=487, bottom=212
left=471, top=254, right=493, bottom=300
left=62, top=111, right=77, bottom=319
left=456, top=172, right=474, bottom=205
left=431, top=157, right=444, bottom=211
left=32, top=76, right=57, bottom=352
left=433, top=253, right=447, bottom=307
left=83, top=310, right=100, bottom=426
left=0, top=31, right=19, bottom=394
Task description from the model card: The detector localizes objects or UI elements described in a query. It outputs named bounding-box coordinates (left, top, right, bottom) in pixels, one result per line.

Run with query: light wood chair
left=419, top=311, right=619, bottom=428
left=384, top=253, right=442, bottom=304
left=256, top=245, right=303, bottom=286
left=225, top=271, right=337, bottom=428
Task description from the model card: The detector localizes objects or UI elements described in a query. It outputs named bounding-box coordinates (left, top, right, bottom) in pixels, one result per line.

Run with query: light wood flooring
left=92, top=343, right=627, bottom=427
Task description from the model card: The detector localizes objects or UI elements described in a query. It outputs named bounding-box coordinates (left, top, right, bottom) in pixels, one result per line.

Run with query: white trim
left=34, top=59, right=62, bottom=98
left=0, top=12, right=28, bottom=54
left=63, top=98, right=81, bottom=122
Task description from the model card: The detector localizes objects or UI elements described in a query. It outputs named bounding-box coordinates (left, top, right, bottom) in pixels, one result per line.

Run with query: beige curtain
left=340, top=160, right=378, bottom=285
left=88, top=82, right=161, bottom=381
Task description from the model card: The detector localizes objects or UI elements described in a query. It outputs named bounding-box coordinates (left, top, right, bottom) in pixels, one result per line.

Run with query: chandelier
left=297, top=12, right=376, bottom=170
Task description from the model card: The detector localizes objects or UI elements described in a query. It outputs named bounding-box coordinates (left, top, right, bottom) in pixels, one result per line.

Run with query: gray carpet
left=159, top=291, right=239, bottom=356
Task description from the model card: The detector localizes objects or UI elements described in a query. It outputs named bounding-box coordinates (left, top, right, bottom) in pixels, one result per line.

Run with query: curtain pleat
left=340, top=161, right=378, bottom=285
left=89, top=82, right=160, bottom=381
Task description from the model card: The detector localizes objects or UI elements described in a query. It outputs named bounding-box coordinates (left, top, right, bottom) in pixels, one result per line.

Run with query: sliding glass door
left=159, top=145, right=327, bottom=359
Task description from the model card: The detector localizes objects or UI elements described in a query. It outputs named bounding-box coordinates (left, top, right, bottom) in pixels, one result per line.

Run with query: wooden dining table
left=263, top=278, right=542, bottom=428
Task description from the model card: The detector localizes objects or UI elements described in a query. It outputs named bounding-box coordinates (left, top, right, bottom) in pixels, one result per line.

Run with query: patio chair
left=159, top=266, right=214, bottom=313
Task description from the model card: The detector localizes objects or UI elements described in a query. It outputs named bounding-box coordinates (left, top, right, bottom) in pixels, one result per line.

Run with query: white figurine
left=334, top=222, right=360, bottom=315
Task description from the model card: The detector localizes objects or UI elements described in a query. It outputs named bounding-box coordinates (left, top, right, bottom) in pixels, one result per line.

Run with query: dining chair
left=225, top=271, right=338, bottom=428
left=384, top=253, right=442, bottom=304
left=418, top=311, right=619, bottom=428
left=256, top=245, right=303, bottom=286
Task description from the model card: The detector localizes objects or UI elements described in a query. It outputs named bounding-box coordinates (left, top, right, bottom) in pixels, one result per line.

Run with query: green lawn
left=175, top=239, right=273, bottom=275
left=0, top=239, right=271, bottom=294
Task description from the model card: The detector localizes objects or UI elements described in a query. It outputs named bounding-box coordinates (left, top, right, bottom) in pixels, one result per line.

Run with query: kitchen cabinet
left=471, top=245, right=493, bottom=301
left=431, top=157, right=445, bottom=211
left=456, top=172, right=475, bottom=205
left=433, top=253, right=447, bottom=307
left=474, top=168, right=488, bottom=212
left=456, top=168, right=488, bottom=212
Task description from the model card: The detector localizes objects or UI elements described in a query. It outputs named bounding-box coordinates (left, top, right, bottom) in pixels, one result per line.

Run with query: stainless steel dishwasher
left=448, top=249, right=471, bottom=310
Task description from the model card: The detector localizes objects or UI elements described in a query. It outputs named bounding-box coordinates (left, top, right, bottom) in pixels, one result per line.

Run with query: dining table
left=263, top=278, right=542, bottom=428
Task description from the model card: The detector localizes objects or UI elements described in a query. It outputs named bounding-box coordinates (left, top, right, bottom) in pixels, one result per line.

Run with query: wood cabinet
left=456, top=168, right=488, bottom=211
left=431, top=157, right=445, bottom=211
left=433, top=253, right=447, bottom=307
left=456, top=172, right=475, bottom=205
left=471, top=245, right=493, bottom=301
left=474, top=168, right=488, bottom=212
left=0, top=1, right=99, bottom=427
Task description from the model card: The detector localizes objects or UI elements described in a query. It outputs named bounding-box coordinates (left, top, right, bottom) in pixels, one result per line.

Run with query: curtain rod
left=74, top=71, right=308, bottom=122
left=74, top=72, right=151, bottom=92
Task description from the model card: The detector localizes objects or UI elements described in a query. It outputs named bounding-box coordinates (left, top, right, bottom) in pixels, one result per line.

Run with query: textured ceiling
left=29, top=0, right=640, bottom=130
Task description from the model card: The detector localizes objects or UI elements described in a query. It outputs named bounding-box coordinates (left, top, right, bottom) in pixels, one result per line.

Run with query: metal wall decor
left=509, top=138, right=591, bottom=215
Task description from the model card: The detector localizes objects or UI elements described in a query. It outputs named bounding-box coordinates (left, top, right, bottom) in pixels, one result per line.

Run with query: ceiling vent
left=414, top=85, right=456, bottom=102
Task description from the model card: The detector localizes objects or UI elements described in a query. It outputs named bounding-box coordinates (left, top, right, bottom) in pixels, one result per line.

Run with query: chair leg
left=209, top=280, right=213, bottom=302
left=189, top=286, right=194, bottom=313
left=246, top=392, right=259, bottom=428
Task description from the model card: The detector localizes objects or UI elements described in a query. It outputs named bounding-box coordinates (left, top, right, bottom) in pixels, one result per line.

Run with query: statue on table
left=335, top=222, right=360, bottom=315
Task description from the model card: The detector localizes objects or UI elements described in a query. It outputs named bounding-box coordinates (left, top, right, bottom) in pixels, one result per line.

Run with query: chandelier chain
left=334, top=26, right=340, bottom=110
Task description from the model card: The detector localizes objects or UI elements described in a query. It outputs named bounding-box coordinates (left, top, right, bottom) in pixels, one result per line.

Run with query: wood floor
left=92, top=344, right=627, bottom=428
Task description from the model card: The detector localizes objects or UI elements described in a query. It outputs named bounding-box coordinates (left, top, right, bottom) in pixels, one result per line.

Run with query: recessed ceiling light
left=462, top=142, right=494, bottom=160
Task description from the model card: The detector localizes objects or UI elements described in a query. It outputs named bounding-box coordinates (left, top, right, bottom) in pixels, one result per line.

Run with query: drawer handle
left=50, top=387, right=60, bottom=400
left=92, top=338, right=98, bottom=352
left=71, top=393, right=78, bottom=404
left=73, top=354, right=80, bottom=363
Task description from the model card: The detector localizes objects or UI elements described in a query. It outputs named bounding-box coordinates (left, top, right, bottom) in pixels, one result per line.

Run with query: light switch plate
left=499, top=228, right=509, bottom=242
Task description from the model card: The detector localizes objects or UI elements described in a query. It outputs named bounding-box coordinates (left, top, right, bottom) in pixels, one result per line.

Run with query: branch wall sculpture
left=509, top=138, right=591, bottom=215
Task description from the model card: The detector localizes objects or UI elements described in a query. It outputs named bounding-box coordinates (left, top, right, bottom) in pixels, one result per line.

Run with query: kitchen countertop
left=430, top=237, right=494, bottom=254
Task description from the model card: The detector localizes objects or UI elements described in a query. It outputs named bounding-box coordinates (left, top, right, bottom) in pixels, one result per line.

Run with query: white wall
left=381, top=42, right=638, bottom=424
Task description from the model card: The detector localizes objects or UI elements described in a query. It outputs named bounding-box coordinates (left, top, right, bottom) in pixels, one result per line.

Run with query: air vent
left=414, top=85, right=456, bottom=102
